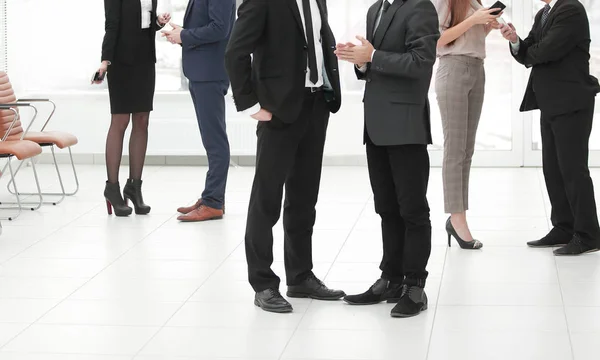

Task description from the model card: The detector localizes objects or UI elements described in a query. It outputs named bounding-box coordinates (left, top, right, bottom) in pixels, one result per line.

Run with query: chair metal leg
left=0, top=157, right=44, bottom=212
left=0, top=158, right=23, bottom=221
left=48, top=147, right=66, bottom=205
left=5, top=156, right=25, bottom=194
left=65, top=147, right=80, bottom=196
left=6, top=145, right=71, bottom=204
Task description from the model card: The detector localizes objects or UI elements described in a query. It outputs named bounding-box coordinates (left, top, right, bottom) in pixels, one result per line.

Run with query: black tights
left=105, top=112, right=150, bottom=184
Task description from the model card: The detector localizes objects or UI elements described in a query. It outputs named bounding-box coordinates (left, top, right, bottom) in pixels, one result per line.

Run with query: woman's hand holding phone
left=469, top=8, right=502, bottom=26
left=92, top=61, right=109, bottom=85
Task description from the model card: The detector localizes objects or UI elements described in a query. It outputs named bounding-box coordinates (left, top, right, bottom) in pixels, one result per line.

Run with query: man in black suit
left=501, top=0, right=600, bottom=256
left=225, top=0, right=344, bottom=313
left=335, top=0, right=439, bottom=317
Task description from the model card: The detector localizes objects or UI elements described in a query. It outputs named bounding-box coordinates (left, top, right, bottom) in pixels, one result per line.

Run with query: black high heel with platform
left=123, top=179, right=151, bottom=215
left=445, top=217, right=483, bottom=249
left=104, top=181, right=132, bottom=217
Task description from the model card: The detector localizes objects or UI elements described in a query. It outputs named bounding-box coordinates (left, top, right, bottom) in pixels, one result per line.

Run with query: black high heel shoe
left=445, top=217, right=483, bottom=249
left=123, top=179, right=151, bottom=215
left=104, top=181, right=132, bottom=217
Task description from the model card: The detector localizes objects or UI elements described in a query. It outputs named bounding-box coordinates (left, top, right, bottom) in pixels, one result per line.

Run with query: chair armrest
left=0, top=107, right=20, bottom=141
left=0, top=103, right=39, bottom=139
left=0, top=103, right=32, bottom=107
left=17, top=98, right=50, bottom=102
left=17, top=99, right=55, bottom=131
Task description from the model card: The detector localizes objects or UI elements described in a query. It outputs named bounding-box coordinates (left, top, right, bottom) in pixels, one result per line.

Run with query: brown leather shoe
left=177, top=199, right=225, bottom=215
left=177, top=199, right=202, bottom=214
left=177, top=205, right=224, bottom=222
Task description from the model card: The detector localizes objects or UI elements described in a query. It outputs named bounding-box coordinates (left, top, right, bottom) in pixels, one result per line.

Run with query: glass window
left=6, top=0, right=190, bottom=92
left=0, top=0, right=6, bottom=72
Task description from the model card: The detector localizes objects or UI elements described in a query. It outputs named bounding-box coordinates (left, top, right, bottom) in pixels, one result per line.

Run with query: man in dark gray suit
left=335, top=0, right=439, bottom=318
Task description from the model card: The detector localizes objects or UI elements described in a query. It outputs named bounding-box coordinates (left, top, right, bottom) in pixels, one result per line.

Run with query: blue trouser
left=188, top=80, right=230, bottom=210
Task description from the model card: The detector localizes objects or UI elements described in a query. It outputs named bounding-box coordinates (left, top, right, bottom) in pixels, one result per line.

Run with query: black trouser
left=541, top=100, right=600, bottom=246
left=245, top=90, right=329, bottom=292
left=366, top=134, right=432, bottom=286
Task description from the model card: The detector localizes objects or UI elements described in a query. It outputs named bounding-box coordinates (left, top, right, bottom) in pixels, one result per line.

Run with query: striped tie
left=541, top=4, right=551, bottom=26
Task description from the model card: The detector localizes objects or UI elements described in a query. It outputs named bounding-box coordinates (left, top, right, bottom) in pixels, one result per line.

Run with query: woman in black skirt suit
left=94, top=0, right=170, bottom=216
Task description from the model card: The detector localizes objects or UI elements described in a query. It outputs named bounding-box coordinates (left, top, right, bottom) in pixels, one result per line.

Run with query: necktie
left=301, top=0, right=319, bottom=85
left=541, top=4, right=551, bottom=26
left=374, top=0, right=391, bottom=33
left=382, top=0, right=391, bottom=13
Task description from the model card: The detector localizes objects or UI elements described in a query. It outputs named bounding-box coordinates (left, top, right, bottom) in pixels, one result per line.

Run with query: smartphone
left=92, top=71, right=105, bottom=82
left=489, top=1, right=506, bottom=16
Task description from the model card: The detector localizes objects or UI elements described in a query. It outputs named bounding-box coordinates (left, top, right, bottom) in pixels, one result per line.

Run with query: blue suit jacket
left=182, top=0, right=236, bottom=82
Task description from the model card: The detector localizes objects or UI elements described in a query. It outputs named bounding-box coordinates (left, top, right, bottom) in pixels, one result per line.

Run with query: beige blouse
left=435, top=0, right=487, bottom=59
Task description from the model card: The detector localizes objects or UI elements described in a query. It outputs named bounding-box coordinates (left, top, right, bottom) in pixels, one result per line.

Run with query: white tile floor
left=0, top=164, right=599, bottom=360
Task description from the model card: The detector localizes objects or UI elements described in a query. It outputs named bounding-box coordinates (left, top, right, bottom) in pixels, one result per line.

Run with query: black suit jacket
left=101, top=0, right=163, bottom=65
left=356, top=0, right=439, bottom=146
left=225, top=0, right=342, bottom=123
left=512, top=0, right=600, bottom=116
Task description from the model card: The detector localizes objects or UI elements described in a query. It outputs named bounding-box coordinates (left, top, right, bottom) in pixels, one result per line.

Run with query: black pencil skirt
left=106, top=29, right=156, bottom=115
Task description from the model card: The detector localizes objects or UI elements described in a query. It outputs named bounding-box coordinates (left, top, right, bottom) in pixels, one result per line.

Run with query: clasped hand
left=161, top=23, right=183, bottom=44
left=334, top=36, right=375, bottom=68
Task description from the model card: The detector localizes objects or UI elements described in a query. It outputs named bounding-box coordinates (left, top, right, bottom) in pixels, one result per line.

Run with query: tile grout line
left=537, top=169, right=576, bottom=360
left=277, top=197, right=372, bottom=360
left=0, top=212, right=176, bottom=352
left=130, top=225, right=249, bottom=359
left=0, top=201, right=100, bottom=267
left=424, top=236, right=449, bottom=360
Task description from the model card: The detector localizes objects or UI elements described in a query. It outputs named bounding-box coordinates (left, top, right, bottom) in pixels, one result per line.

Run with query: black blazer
left=512, top=0, right=600, bottom=116
left=101, top=0, right=162, bottom=65
left=356, top=0, right=439, bottom=146
left=224, top=0, right=342, bottom=123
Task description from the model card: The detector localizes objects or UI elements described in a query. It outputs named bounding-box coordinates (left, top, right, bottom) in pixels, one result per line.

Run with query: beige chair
left=0, top=104, right=43, bottom=220
left=0, top=71, right=79, bottom=205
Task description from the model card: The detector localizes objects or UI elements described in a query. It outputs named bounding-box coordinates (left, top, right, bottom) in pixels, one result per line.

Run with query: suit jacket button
left=367, top=78, right=372, bottom=83
left=304, top=70, right=308, bottom=73
left=303, top=45, right=308, bottom=49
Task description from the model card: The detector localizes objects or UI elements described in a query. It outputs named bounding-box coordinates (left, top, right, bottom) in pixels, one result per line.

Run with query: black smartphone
left=92, top=71, right=105, bottom=82
left=489, top=1, right=506, bottom=15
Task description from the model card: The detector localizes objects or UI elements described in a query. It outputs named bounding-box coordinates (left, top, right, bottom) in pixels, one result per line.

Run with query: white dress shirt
left=243, top=0, right=325, bottom=116
left=510, top=0, right=558, bottom=53
left=140, top=0, right=152, bottom=29
left=357, top=0, right=396, bottom=73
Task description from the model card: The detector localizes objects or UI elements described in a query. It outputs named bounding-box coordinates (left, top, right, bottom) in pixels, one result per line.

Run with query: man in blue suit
left=163, top=0, right=236, bottom=222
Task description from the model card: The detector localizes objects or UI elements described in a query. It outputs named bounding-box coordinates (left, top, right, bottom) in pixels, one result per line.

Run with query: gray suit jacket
left=356, top=0, right=439, bottom=146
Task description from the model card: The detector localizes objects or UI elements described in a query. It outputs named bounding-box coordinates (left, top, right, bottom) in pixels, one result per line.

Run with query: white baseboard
left=32, top=153, right=370, bottom=166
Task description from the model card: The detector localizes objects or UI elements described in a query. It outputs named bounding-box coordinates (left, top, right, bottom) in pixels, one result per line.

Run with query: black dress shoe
left=287, top=274, right=345, bottom=300
left=554, top=236, right=600, bottom=256
left=254, top=289, right=293, bottom=313
left=528, top=228, right=572, bottom=248
left=343, top=278, right=403, bottom=305
left=390, top=285, right=428, bottom=318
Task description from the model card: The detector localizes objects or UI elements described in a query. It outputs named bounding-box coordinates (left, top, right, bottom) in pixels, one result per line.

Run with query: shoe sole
left=554, top=248, right=600, bottom=256
left=287, top=291, right=345, bottom=301
left=253, top=299, right=293, bottom=313
left=178, top=216, right=224, bottom=222
left=343, top=297, right=401, bottom=306
left=390, top=304, right=428, bottom=318
left=528, top=244, right=568, bottom=248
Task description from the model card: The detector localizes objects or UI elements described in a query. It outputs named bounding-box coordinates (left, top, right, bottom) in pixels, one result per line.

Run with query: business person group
left=96, top=0, right=600, bottom=318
